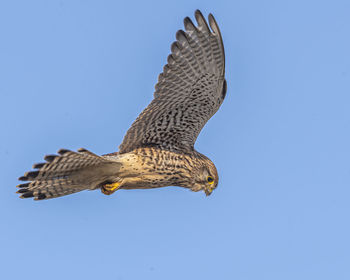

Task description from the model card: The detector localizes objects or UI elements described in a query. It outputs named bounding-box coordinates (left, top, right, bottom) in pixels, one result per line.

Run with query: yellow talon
left=101, top=182, right=121, bottom=195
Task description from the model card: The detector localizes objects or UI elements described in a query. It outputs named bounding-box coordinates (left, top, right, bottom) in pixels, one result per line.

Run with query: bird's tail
left=17, top=148, right=121, bottom=200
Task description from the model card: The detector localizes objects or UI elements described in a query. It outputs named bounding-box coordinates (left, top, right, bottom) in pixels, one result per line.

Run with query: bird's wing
left=119, top=10, right=226, bottom=154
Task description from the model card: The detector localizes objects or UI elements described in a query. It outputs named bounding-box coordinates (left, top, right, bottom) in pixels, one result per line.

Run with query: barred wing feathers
left=119, top=10, right=226, bottom=154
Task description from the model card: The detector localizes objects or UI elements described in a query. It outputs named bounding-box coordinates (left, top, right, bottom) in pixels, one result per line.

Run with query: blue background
left=1, top=1, right=350, bottom=279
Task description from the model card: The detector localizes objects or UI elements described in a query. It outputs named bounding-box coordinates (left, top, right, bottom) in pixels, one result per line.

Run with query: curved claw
left=101, top=182, right=121, bottom=195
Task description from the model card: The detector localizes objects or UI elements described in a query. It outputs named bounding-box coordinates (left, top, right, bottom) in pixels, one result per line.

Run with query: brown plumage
left=17, top=10, right=226, bottom=200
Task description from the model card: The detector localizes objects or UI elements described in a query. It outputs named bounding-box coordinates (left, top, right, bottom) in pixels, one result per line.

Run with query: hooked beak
left=205, top=188, right=213, bottom=196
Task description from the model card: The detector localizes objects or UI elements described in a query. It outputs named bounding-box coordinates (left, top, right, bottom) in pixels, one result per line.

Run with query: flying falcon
left=17, top=10, right=226, bottom=200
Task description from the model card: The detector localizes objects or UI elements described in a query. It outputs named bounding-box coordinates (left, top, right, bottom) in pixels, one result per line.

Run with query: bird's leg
left=101, top=181, right=122, bottom=195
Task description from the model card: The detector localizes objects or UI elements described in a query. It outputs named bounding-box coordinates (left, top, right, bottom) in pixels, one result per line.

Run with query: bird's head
left=189, top=155, right=219, bottom=196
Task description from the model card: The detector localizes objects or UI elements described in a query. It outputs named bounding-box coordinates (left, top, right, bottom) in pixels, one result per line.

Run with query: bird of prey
left=17, top=10, right=226, bottom=200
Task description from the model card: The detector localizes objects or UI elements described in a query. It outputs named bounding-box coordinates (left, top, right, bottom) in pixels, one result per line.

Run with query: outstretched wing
left=119, top=10, right=226, bottom=154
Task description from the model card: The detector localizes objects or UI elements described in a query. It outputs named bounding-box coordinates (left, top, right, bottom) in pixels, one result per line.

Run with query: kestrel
left=17, top=10, right=226, bottom=200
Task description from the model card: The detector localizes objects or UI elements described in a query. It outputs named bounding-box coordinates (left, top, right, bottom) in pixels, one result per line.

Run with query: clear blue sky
left=1, top=1, right=350, bottom=279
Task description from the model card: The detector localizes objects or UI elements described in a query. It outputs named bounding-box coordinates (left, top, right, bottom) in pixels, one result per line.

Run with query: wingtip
left=183, top=16, right=197, bottom=32
left=194, top=10, right=210, bottom=32
left=171, top=41, right=180, bottom=54
left=194, top=9, right=202, bottom=17
left=175, top=30, right=188, bottom=46
left=208, top=13, right=220, bottom=35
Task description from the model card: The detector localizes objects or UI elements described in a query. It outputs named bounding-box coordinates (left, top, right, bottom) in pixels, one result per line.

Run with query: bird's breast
left=115, top=147, right=195, bottom=188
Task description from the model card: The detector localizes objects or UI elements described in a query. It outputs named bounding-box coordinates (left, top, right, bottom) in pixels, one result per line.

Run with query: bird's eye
left=207, top=176, right=214, bottom=184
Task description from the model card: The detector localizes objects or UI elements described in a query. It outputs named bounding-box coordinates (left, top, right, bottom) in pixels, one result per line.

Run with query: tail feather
left=17, top=148, right=121, bottom=200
